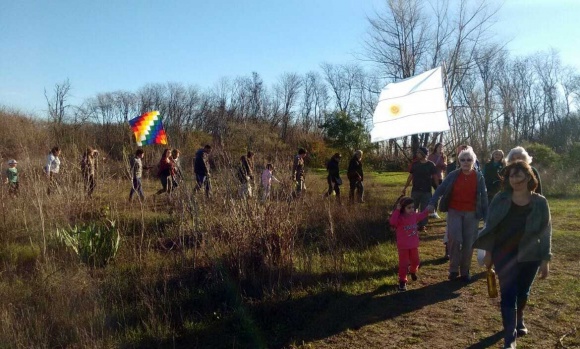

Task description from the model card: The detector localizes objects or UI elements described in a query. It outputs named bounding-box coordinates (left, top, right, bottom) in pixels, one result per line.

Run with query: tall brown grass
left=0, top=135, right=391, bottom=347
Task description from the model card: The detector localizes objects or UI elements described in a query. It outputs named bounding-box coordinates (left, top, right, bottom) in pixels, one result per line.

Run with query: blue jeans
left=494, top=254, right=540, bottom=309
left=129, top=177, right=144, bottom=200
left=411, top=190, right=431, bottom=228
left=195, top=174, right=211, bottom=197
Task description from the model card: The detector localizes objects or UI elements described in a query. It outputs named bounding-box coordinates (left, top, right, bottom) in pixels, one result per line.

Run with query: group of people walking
left=324, top=150, right=365, bottom=205
left=390, top=143, right=550, bottom=349
left=3, top=141, right=553, bottom=348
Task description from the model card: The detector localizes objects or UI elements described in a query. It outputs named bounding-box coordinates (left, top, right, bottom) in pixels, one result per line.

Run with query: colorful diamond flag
left=128, top=111, right=168, bottom=146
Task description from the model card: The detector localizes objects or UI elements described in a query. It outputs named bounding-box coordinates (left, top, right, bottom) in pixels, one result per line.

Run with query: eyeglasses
left=459, top=158, right=473, bottom=162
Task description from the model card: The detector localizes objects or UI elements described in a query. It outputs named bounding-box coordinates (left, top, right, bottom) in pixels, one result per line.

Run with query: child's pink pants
left=398, top=247, right=420, bottom=282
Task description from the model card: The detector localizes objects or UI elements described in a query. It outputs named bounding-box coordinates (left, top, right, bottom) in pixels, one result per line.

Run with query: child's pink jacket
left=389, top=209, right=429, bottom=249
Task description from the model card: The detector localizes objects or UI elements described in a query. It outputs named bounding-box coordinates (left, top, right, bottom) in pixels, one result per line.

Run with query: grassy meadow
left=0, top=162, right=579, bottom=349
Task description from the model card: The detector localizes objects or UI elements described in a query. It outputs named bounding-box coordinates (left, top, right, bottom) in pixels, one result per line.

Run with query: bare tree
left=363, top=0, right=429, bottom=80
left=274, top=72, right=302, bottom=141
left=321, top=62, right=363, bottom=113
left=363, top=0, right=501, bottom=155
left=45, top=79, right=72, bottom=140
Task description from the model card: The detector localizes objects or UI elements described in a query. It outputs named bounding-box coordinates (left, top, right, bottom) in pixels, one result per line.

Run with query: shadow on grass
left=465, top=331, right=503, bottom=349
left=252, top=278, right=467, bottom=348
left=118, top=260, right=476, bottom=349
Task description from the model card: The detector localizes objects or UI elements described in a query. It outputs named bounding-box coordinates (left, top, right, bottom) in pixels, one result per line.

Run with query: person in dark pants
left=402, top=147, right=438, bottom=231
left=194, top=144, right=212, bottom=198
left=155, top=148, right=174, bottom=195
left=324, top=153, right=342, bottom=204
left=483, top=149, right=506, bottom=203
left=347, top=150, right=364, bottom=204
left=129, top=149, right=147, bottom=202
left=474, top=161, right=551, bottom=349
left=427, top=142, right=447, bottom=219
left=292, top=148, right=308, bottom=198
left=237, top=151, right=255, bottom=199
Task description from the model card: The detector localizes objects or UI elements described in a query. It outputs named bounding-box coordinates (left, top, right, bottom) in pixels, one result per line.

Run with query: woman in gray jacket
left=473, top=161, right=551, bottom=349
left=427, top=147, right=488, bottom=282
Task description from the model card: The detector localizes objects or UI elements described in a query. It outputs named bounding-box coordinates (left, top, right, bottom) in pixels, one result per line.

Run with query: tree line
left=42, top=0, right=580, bottom=162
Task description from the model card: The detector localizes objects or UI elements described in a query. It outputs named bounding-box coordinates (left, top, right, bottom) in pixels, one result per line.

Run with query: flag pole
left=441, top=61, right=458, bottom=151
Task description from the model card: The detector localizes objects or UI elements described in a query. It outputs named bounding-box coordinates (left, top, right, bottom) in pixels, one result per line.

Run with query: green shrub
left=563, top=142, right=580, bottom=173
left=524, top=142, right=561, bottom=168
left=54, top=219, right=121, bottom=267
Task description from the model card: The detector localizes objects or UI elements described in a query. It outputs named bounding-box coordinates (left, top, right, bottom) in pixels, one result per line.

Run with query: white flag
left=370, top=66, right=449, bottom=142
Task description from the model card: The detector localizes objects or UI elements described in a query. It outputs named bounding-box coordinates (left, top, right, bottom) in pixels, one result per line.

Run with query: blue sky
left=1, top=0, right=579, bottom=116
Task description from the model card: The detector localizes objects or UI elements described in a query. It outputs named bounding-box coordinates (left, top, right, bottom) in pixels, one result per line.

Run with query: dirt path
left=298, top=222, right=580, bottom=349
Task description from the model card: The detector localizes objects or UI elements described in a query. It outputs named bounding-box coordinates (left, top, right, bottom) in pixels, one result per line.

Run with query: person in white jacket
left=45, top=146, right=61, bottom=195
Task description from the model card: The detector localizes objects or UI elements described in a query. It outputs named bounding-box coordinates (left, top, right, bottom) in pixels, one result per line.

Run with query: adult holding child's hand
left=428, top=146, right=488, bottom=282
left=473, top=161, right=552, bottom=349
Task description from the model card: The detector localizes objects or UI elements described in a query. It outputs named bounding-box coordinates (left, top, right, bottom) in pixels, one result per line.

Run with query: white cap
left=8, top=159, right=17, bottom=165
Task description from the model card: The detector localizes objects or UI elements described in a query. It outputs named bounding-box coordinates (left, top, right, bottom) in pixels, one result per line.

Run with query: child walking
left=261, top=163, right=280, bottom=201
left=5, top=159, right=19, bottom=198
left=389, top=196, right=429, bottom=291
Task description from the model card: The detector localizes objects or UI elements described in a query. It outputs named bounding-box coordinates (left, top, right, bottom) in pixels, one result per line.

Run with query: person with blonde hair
left=347, top=150, right=364, bottom=204
left=506, top=146, right=542, bottom=195
left=428, top=147, right=488, bottom=282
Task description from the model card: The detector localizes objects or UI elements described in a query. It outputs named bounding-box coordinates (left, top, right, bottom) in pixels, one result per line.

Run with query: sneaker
left=429, top=213, right=441, bottom=219
left=398, top=281, right=407, bottom=292
left=448, top=272, right=459, bottom=280
left=517, top=323, right=528, bottom=337
left=410, top=273, right=417, bottom=281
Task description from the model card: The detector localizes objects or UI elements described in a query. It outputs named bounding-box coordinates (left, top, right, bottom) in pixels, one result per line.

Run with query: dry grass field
left=0, top=162, right=578, bottom=349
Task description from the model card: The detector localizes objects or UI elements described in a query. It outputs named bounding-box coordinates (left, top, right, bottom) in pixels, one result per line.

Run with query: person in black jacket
left=237, top=151, right=255, bottom=199
left=324, top=153, right=342, bottom=204
left=194, top=144, right=212, bottom=197
left=347, top=150, right=364, bottom=204
left=483, top=149, right=506, bottom=203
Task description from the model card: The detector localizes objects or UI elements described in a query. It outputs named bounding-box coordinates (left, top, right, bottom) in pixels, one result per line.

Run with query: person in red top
left=390, top=197, right=429, bottom=292
left=428, top=147, right=488, bottom=282
left=155, top=148, right=175, bottom=195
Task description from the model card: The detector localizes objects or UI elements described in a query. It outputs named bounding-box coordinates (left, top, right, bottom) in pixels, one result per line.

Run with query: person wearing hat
left=5, top=159, right=19, bottom=197
left=402, top=147, right=438, bottom=232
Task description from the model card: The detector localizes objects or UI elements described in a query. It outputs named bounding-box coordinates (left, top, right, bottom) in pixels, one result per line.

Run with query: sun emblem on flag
left=390, top=104, right=401, bottom=116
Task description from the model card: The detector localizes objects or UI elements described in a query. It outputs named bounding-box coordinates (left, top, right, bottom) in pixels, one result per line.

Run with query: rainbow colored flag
left=129, top=111, right=168, bottom=146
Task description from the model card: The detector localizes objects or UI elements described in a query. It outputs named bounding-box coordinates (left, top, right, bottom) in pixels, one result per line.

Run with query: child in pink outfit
left=261, top=163, right=280, bottom=201
left=389, top=196, right=429, bottom=291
